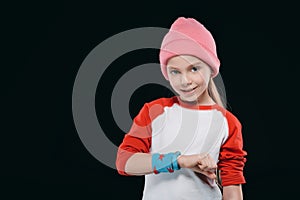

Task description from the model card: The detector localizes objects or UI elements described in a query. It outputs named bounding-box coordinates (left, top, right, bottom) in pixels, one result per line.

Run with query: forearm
left=124, top=153, right=152, bottom=175
left=124, top=153, right=192, bottom=175
left=222, top=185, right=243, bottom=200
left=124, top=152, right=215, bottom=177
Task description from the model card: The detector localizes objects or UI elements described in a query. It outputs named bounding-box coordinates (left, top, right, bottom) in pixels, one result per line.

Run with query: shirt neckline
left=173, top=96, right=218, bottom=110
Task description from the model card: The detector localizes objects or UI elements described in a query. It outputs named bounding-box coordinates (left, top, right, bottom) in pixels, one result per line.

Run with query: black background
left=2, top=1, right=300, bottom=199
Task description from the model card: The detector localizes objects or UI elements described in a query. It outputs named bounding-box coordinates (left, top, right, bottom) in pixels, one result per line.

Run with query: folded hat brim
left=159, top=31, right=220, bottom=80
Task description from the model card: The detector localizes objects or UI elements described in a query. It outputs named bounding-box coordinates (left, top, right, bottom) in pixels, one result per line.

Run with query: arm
left=116, top=131, right=152, bottom=175
left=116, top=101, right=218, bottom=177
left=218, top=112, right=247, bottom=197
left=116, top=103, right=152, bottom=176
left=124, top=152, right=218, bottom=178
left=223, top=185, right=243, bottom=200
left=116, top=101, right=181, bottom=176
left=178, top=154, right=217, bottom=179
left=124, top=153, right=152, bottom=175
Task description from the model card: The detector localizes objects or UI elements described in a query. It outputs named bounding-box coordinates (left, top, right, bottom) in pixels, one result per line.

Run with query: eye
left=191, top=66, right=200, bottom=72
left=170, top=70, right=180, bottom=75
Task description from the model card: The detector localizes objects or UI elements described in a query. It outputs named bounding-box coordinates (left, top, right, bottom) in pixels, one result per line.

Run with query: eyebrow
left=167, top=62, right=204, bottom=70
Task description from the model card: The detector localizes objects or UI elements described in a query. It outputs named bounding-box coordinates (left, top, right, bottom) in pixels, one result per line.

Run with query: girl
left=116, top=17, right=247, bottom=200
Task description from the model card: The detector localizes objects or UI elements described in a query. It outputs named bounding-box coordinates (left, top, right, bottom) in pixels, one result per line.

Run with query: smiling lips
left=180, top=86, right=197, bottom=94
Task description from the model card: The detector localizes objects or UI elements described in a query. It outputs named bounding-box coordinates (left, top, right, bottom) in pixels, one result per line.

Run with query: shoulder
left=135, top=96, right=177, bottom=122
left=216, top=105, right=241, bottom=123
left=225, top=109, right=241, bottom=127
left=215, top=105, right=242, bottom=129
left=145, top=96, right=177, bottom=108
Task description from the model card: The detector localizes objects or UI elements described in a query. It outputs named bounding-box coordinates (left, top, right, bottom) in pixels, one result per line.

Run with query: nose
left=181, top=73, right=192, bottom=86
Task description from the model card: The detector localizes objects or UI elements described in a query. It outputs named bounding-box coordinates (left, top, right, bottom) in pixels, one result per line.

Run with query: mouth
left=180, top=86, right=197, bottom=94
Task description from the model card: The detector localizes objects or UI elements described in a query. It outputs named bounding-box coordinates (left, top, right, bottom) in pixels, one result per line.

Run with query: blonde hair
left=208, top=78, right=226, bottom=108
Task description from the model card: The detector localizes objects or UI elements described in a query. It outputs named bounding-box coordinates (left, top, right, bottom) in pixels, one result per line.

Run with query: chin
left=180, top=95, right=198, bottom=103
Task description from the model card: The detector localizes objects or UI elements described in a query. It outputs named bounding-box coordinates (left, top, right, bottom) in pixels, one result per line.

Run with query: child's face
left=167, top=55, right=211, bottom=103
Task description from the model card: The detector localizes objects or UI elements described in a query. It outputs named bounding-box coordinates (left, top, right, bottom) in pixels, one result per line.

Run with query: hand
left=177, top=153, right=217, bottom=179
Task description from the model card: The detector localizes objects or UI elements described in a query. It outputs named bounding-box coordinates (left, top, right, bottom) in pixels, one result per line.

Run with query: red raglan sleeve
left=116, top=103, right=152, bottom=176
left=218, top=111, right=247, bottom=186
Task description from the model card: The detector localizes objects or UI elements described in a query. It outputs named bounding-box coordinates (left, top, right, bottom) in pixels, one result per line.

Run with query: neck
left=197, top=90, right=215, bottom=105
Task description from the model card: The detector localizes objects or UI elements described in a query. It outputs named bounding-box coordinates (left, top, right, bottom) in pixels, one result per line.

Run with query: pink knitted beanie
left=159, top=17, right=220, bottom=80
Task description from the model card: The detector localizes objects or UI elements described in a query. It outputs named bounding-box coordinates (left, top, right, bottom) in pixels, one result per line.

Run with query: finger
left=208, top=159, right=217, bottom=171
left=198, top=158, right=209, bottom=170
left=200, top=157, right=216, bottom=171
left=205, top=154, right=217, bottom=170
left=198, top=164, right=206, bottom=171
left=198, top=153, right=208, bottom=161
left=201, top=170, right=216, bottom=179
left=199, top=164, right=216, bottom=172
left=198, top=154, right=209, bottom=169
left=208, top=172, right=217, bottom=179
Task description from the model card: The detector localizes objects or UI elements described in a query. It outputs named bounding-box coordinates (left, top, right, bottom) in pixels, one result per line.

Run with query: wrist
left=152, top=151, right=181, bottom=174
left=177, top=155, right=185, bottom=168
left=172, top=151, right=181, bottom=170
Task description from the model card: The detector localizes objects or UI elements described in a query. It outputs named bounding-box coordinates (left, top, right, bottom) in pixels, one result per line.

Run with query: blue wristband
left=171, top=151, right=181, bottom=170
left=152, top=151, right=181, bottom=174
